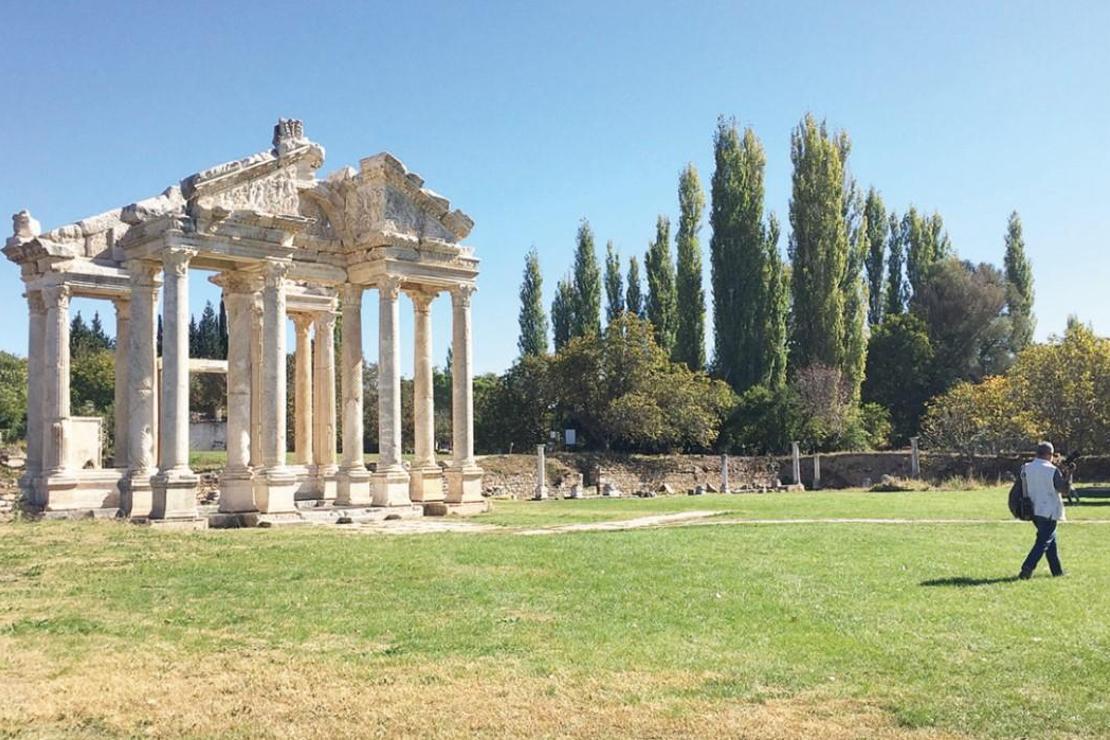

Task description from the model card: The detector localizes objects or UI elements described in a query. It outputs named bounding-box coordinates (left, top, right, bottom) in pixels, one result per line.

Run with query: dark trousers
left=1021, top=516, right=1063, bottom=576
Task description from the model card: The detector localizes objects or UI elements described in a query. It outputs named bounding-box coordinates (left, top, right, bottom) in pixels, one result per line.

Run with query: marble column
left=22, top=291, right=45, bottom=504
left=407, top=288, right=442, bottom=502
left=152, top=248, right=198, bottom=520
left=312, top=310, right=338, bottom=500
left=123, top=262, right=160, bottom=518
left=336, top=284, right=370, bottom=505
left=39, top=284, right=76, bottom=510
left=112, top=297, right=130, bottom=470
left=373, top=276, right=410, bottom=507
left=254, top=260, right=297, bottom=514
left=249, top=297, right=263, bottom=468
left=216, top=273, right=256, bottom=513
left=445, top=284, right=484, bottom=504
left=292, top=314, right=314, bottom=467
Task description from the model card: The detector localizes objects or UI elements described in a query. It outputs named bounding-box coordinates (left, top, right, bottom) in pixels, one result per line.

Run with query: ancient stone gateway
left=4, top=119, right=484, bottom=525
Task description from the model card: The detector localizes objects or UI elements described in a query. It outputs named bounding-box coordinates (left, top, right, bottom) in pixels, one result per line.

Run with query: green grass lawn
left=2, top=490, right=1108, bottom=737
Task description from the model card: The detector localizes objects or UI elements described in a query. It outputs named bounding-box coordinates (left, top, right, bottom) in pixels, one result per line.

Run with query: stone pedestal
left=373, top=468, right=413, bottom=507
left=446, top=465, right=485, bottom=504
left=408, top=467, right=444, bottom=503
left=151, top=473, right=200, bottom=520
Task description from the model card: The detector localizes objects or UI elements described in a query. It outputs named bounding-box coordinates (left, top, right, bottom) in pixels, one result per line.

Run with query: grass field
left=2, top=490, right=1109, bottom=737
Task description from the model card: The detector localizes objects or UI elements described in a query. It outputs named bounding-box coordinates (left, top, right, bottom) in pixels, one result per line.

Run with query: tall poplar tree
left=604, top=240, right=624, bottom=323
left=863, top=188, right=887, bottom=326
left=709, top=119, right=786, bottom=391
left=1003, top=210, right=1035, bottom=352
left=625, top=256, right=644, bottom=318
left=843, top=192, right=869, bottom=397
left=644, top=215, right=677, bottom=353
left=517, top=247, right=549, bottom=357
left=571, top=220, right=601, bottom=338
left=904, top=207, right=951, bottom=298
left=674, top=164, right=706, bottom=369
left=788, top=114, right=850, bottom=373
left=885, top=211, right=907, bottom=316
left=551, top=274, right=575, bottom=351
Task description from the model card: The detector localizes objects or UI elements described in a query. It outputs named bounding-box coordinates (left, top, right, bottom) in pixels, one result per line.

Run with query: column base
left=254, top=466, right=298, bottom=514
left=409, top=466, right=444, bottom=503
left=336, top=466, right=372, bottom=506
left=151, top=469, right=199, bottom=520
left=534, top=485, right=549, bottom=501
left=445, top=464, right=485, bottom=504
left=313, top=464, right=339, bottom=502
left=372, top=467, right=411, bottom=507
left=18, top=473, right=41, bottom=508
left=121, top=470, right=155, bottom=518
left=219, top=471, right=257, bottom=513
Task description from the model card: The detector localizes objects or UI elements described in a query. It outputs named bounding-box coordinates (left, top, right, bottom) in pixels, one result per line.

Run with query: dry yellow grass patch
left=0, top=637, right=956, bottom=739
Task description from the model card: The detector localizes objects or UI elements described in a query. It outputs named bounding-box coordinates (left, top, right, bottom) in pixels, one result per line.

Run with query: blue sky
left=1, top=0, right=1106, bottom=375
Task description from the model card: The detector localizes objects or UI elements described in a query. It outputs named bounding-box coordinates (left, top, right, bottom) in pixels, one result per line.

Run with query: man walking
left=1019, top=441, right=1069, bottom=579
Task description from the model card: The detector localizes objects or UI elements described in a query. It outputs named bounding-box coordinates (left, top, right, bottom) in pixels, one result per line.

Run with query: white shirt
left=1021, top=458, right=1066, bottom=521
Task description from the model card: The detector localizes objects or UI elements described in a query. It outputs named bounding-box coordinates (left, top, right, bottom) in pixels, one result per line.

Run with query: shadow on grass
left=920, top=575, right=1020, bottom=587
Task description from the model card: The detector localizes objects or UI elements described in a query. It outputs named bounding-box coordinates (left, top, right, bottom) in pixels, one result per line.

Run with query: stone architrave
left=215, top=272, right=256, bottom=513
left=22, top=291, right=45, bottom=503
left=151, top=248, right=199, bottom=521
left=407, top=288, right=443, bottom=503
left=445, top=284, right=484, bottom=503
left=112, top=297, right=131, bottom=469
left=312, top=310, right=338, bottom=500
left=122, top=262, right=161, bottom=518
left=373, top=275, right=411, bottom=506
left=254, top=260, right=297, bottom=513
left=336, top=284, right=371, bottom=505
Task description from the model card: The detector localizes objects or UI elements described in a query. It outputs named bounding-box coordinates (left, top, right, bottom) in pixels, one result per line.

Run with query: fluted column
left=407, top=288, right=443, bottom=502
left=292, top=314, right=314, bottom=467
left=445, top=284, right=483, bottom=504
left=215, top=273, right=256, bottom=513
left=152, top=248, right=198, bottom=521
left=22, top=291, right=45, bottom=502
left=254, top=260, right=297, bottom=514
left=249, top=296, right=263, bottom=468
left=123, top=262, right=160, bottom=517
left=112, top=297, right=131, bottom=469
left=312, top=310, right=338, bottom=499
left=372, top=276, right=410, bottom=507
left=336, top=284, right=370, bottom=505
left=41, top=285, right=73, bottom=481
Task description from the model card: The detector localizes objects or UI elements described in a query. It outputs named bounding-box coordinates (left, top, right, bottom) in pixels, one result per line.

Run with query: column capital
left=25, top=290, right=45, bottom=315
left=211, top=271, right=258, bottom=295
left=112, top=295, right=132, bottom=320
left=450, top=283, right=477, bottom=308
left=406, top=287, right=438, bottom=312
left=291, top=312, right=314, bottom=334
left=162, top=247, right=197, bottom=276
left=126, top=260, right=162, bottom=288
left=262, top=260, right=290, bottom=288
left=340, top=283, right=363, bottom=306
left=379, top=275, right=403, bottom=301
left=314, top=310, right=337, bottom=330
left=41, top=284, right=71, bottom=310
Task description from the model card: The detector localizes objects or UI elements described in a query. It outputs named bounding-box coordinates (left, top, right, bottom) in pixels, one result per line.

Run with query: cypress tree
left=674, top=164, right=706, bottom=370
left=709, top=119, right=785, bottom=391
left=89, top=312, right=111, bottom=349
left=551, top=274, right=575, bottom=351
left=1003, top=210, right=1035, bottom=352
left=884, top=212, right=907, bottom=316
left=188, top=315, right=199, bottom=358
left=218, top=300, right=229, bottom=359
left=625, top=256, right=644, bottom=319
left=863, top=188, right=887, bottom=325
left=517, top=247, right=549, bottom=357
left=604, top=241, right=624, bottom=323
left=571, top=220, right=601, bottom=338
left=788, top=114, right=850, bottom=373
left=644, top=215, right=677, bottom=353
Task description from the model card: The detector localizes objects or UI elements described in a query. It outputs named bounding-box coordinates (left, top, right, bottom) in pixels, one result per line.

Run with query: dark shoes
left=1052, top=570, right=1066, bottom=578
left=1018, top=570, right=1032, bottom=580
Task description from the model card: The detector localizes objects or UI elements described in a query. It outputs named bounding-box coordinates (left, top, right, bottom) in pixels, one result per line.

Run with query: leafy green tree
left=644, top=215, right=677, bottom=354
left=604, top=241, right=624, bottom=323
left=884, top=212, right=907, bottom=316
left=475, top=354, right=553, bottom=453
left=921, top=376, right=1037, bottom=457
left=674, top=163, right=706, bottom=370
left=904, top=208, right=951, bottom=297
left=549, top=314, right=734, bottom=452
left=0, top=352, right=28, bottom=439
left=709, top=120, right=785, bottom=391
left=1004, top=210, right=1035, bottom=353
left=71, top=311, right=112, bottom=357
left=71, top=349, right=115, bottom=414
left=788, top=114, right=850, bottom=375
left=517, top=247, right=549, bottom=357
left=862, top=313, right=934, bottom=444
left=625, top=256, right=644, bottom=318
left=842, top=190, right=869, bottom=398
left=863, top=188, right=887, bottom=325
left=551, top=274, right=575, bottom=351
left=571, top=220, right=601, bottom=339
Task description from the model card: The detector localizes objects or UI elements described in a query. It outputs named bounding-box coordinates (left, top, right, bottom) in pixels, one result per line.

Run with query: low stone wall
left=479, top=450, right=1110, bottom=498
